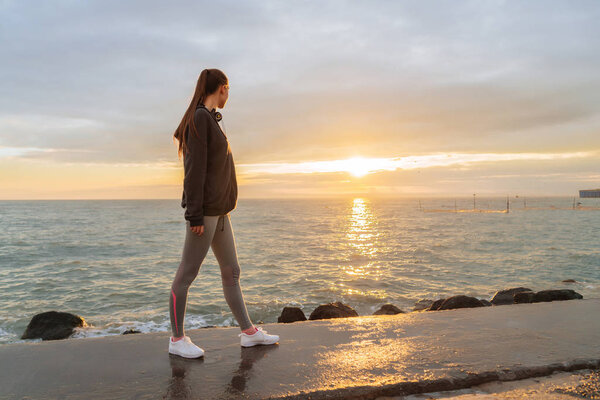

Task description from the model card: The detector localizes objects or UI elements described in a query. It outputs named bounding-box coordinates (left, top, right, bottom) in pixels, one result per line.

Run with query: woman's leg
left=169, top=216, right=220, bottom=338
left=210, top=213, right=254, bottom=331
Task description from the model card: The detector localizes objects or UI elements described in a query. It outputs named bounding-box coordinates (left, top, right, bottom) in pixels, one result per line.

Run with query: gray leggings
left=169, top=213, right=253, bottom=338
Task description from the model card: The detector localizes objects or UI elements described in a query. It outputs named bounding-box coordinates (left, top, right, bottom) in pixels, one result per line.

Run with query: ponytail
left=173, top=69, right=228, bottom=159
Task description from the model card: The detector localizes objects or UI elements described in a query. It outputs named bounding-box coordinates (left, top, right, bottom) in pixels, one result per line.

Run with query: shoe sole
left=240, top=338, right=279, bottom=347
left=169, top=348, right=205, bottom=358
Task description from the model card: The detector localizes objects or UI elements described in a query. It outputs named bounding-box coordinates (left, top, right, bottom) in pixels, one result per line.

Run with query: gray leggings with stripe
left=169, top=213, right=253, bottom=338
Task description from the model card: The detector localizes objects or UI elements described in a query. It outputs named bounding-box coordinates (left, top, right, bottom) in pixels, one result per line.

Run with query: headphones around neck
left=198, top=103, right=222, bottom=122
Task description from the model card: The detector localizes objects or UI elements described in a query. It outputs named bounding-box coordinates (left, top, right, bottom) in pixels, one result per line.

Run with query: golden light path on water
left=330, top=198, right=388, bottom=301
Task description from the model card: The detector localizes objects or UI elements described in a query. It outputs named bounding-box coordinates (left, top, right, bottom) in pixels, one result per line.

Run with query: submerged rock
left=278, top=307, right=307, bottom=323
left=21, top=311, right=87, bottom=341
left=373, top=304, right=404, bottom=315
left=309, top=301, right=358, bottom=320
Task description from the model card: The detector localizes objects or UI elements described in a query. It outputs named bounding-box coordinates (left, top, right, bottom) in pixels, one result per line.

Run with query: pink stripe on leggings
left=171, top=288, right=178, bottom=336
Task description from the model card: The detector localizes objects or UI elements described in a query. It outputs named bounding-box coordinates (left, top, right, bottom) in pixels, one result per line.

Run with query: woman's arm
left=183, top=110, right=209, bottom=227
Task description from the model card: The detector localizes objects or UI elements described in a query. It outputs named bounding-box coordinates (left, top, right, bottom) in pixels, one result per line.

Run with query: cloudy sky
left=1, top=0, right=598, bottom=199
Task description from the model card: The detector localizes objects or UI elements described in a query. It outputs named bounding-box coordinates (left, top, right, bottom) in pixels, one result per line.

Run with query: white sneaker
left=168, top=335, right=205, bottom=358
left=238, top=326, right=280, bottom=347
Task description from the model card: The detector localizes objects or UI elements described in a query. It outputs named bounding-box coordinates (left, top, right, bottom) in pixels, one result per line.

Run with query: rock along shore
left=1, top=298, right=599, bottom=400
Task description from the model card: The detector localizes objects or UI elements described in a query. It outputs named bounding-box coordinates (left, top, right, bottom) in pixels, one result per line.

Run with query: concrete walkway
left=379, top=369, right=600, bottom=399
left=0, top=299, right=599, bottom=399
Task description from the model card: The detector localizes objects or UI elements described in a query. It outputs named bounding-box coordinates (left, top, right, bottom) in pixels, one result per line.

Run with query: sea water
left=1, top=197, right=598, bottom=344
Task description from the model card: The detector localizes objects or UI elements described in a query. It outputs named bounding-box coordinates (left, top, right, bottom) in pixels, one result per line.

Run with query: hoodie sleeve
left=183, top=110, right=209, bottom=227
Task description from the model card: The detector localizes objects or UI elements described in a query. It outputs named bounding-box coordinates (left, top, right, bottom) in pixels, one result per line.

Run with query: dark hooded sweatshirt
left=180, top=104, right=238, bottom=227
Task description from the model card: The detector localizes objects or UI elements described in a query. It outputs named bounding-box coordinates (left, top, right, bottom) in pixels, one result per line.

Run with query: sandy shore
left=0, top=299, right=599, bottom=399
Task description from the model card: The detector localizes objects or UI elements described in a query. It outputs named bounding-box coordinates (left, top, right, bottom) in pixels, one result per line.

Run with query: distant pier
left=580, top=189, right=600, bottom=198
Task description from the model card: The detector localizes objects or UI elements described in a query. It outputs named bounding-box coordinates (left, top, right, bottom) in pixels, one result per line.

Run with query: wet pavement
left=0, top=298, right=599, bottom=399
left=382, top=369, right=600, bottom=399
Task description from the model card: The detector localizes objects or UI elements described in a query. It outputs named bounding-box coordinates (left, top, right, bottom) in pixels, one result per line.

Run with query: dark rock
left=562, top=279, right=576, bottom=283
left=515, top=289, right=583, bottom=303
left=428, top=298, right=446, bottom=311
left=21, top=311, right=87, bottom=341
left=514, top=291, right=536, bottom=303
left=428, top=295, right=485, bottom=311
left=479, top=299, right=492, bottom=306
left=122, top=329, right=141, bottom=335
left=412, top=299, right=434, bottom=311
left=308, top=301, right=359, bottom=320
left=373, top=304, right=404, bottom=315
left=533, top=289, right=583, bottom=302
left=278, top=307, right=307, bottom=323
left=490, top=287, right=533, bottom=305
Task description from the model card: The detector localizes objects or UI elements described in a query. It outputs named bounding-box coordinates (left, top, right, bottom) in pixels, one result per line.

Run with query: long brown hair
left=173, top=68, right=228, bottom=159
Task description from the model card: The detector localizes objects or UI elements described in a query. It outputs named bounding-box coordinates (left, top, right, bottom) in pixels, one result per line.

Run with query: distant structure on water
left=579, top=189, right=600, bottom=198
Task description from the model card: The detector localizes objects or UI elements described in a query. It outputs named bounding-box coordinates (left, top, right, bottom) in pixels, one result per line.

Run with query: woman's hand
left=191, top=225, right=204, bottom=236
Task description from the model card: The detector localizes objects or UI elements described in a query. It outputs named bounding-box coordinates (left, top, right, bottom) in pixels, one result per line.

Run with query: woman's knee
left=173, top=263, right=201, bottom=288
left=221, top=264, right=241, bottom=286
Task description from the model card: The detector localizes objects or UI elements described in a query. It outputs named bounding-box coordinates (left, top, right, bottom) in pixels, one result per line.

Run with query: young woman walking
left=169, top=68, right=279, bottom=358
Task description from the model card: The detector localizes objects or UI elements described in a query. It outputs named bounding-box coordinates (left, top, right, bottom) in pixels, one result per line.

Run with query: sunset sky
left=1, top=1, right=599, bottom=199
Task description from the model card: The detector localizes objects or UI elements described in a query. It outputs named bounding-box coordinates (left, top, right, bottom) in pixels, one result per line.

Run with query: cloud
left=237, top=150, right=598, bottom=176
left=0, top=0, right=598, bottom=167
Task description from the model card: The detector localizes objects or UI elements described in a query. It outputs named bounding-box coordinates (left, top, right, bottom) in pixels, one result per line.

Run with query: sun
left=343, top=157, right=377, bottom=177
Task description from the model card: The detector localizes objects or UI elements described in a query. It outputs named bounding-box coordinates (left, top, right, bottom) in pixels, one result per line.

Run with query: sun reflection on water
left=345, top=198, right=378, bottom=258
left=330, top=198, right=387, bottom=300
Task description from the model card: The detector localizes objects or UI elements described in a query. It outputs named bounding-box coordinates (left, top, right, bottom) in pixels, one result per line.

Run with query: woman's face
left=218, top=83, right=229, bottom=108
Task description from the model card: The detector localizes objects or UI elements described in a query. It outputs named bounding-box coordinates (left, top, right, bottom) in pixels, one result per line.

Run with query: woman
left=169, top=68, right=279, bottom=358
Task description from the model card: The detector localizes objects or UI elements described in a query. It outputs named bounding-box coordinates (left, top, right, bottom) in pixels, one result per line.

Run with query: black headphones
left=197, top=103, right=222, bottom=122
